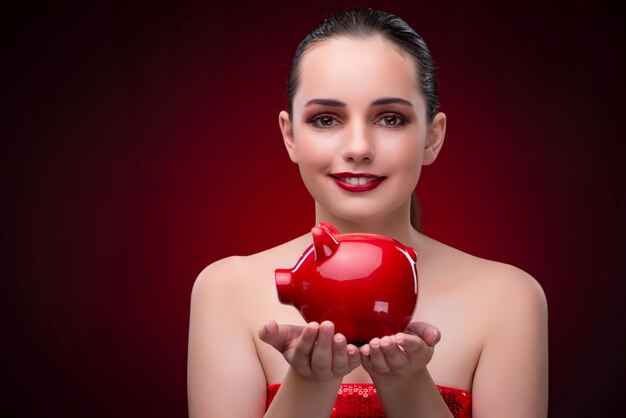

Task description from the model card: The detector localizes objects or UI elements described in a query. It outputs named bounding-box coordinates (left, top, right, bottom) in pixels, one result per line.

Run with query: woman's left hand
left=359, top=322, right=441, bottom=382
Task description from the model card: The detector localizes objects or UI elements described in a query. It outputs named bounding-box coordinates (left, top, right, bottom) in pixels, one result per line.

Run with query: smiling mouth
left=329, top=173, right=386, bottom=192
left=333, top=176, right=380, bottom=185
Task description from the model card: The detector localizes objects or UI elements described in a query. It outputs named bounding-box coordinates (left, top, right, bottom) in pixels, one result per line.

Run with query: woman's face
left=280, top=36, right=445, bottom=226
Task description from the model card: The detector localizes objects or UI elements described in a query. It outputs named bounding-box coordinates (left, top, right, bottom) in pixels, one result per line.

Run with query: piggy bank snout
left=274, top=269, right=294, bottom=305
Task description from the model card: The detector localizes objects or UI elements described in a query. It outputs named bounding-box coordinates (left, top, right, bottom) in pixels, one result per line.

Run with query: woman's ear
left=423, top=112, right=446, bottom=166
left=279, top=110, right=298, bottom=163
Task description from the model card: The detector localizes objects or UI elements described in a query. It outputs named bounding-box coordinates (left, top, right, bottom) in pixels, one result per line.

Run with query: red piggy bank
left=275, top=223, right=418, bottom=346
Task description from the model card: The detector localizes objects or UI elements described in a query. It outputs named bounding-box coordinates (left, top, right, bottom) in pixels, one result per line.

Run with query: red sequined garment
left=267, top=383, right=471, bottom=418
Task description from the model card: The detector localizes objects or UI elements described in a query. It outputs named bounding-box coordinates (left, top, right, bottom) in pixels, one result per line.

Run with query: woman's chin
left=321, top=209, right=398, bottom=228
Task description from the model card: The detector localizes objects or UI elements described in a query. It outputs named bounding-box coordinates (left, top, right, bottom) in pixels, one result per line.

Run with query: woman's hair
left=287, top=7, right=437, bottom=231
left=287, top=7, right=440, bottom=122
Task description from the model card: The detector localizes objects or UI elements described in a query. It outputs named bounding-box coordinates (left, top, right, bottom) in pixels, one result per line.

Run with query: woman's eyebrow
left=305, top=98, right=345, bottom=107
left=304, top=98, right=414, bottom=107
left=371, top=97, right=413, bottom=107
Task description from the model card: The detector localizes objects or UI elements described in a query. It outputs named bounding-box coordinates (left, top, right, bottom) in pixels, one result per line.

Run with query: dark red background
left=2, top=0, right=624, bottom=416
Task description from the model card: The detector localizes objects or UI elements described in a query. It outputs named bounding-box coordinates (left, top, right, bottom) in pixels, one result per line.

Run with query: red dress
left=267, top=383, right=471, bottom=418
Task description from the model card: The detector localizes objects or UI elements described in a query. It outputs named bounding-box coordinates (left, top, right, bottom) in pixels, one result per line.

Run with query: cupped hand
left=359, top=322, right=441, bottom=381
left=259, top=320, right=361, bottom=381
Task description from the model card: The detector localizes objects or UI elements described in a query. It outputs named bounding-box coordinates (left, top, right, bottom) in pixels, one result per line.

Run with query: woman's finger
left=347, top=344, right=361, bottom=370
left=395, top=332, right=430, bottom=358
left=331, top=333, right=350, bottom=374
left=379, top=335, right=407, bottom=372
left=367, top=338, right=391, bottom=373
left=310, top=321, right=334, bottom=377
left=259, top=320, right=305, bottom=351
left=292, top=322, right=319, bottom=371
left=405, top=322, right=441, bottom=347
left=258, top=320, right=279, bottom=347
left=359, top=345, right=374, bottom=372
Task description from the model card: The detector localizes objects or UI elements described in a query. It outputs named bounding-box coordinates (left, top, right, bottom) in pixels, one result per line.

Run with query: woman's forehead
left=294, top=37, right=423, bottom=109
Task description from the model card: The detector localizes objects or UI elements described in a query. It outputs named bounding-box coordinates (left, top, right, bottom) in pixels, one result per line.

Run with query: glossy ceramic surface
left=275, top=223, right=418, bottom=345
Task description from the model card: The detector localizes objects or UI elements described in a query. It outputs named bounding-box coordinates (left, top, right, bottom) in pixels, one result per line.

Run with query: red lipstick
left=329, top=172, right=386, bottom=192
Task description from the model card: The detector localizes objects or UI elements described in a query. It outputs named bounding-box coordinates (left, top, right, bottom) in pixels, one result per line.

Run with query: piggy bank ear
left=311, top=225, right=339, bottom=262
left=318, top=222, right=339, bottom=235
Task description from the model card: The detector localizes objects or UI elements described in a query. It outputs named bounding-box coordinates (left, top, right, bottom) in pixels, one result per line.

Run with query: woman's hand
left=259, top=320, right=361, bottom=381
left=359, top=322, right=441, bottom=382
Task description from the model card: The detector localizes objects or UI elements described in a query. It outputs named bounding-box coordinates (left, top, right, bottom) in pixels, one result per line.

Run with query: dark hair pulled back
left=287, top=7, right=440, bottom=122
left=287, top=7, right=438, bottom=231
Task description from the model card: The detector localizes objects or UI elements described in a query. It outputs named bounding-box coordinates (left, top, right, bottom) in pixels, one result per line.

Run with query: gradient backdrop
left=2, top=0, right=625, bottom=416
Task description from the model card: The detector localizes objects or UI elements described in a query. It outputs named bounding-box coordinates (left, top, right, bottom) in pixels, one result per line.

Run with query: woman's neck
left=314, top=202, right=422, bottom=248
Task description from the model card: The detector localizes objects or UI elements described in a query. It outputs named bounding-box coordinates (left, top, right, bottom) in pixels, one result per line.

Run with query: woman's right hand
left=259, top=320, right=361, bottom=381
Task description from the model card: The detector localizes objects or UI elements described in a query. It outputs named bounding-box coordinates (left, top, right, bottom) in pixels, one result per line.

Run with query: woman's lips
left=329, top=172, right=386, bottom=192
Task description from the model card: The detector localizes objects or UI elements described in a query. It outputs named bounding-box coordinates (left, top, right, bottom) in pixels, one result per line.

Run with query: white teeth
left=340, top=177, right=376, bottom=185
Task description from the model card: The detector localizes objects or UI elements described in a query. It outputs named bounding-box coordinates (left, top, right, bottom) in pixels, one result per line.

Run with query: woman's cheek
left=397, top=150, right=424, bottom=189
left=298, top=139, right=336, bottom=169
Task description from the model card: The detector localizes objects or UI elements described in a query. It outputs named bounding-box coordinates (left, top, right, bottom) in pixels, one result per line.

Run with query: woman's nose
left=341, top=122, right=375, bottom=163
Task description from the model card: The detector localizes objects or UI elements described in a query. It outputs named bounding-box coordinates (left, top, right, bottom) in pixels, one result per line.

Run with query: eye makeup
left=309, top=113, right=342, bottom=129
left=300, top=97, right=415, bottom=130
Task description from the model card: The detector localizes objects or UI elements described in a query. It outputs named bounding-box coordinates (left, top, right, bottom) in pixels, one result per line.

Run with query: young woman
left=187, top=8, right=548, bottom=418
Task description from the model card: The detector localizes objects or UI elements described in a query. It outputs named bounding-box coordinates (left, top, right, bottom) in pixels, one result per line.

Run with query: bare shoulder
left=193, top=255, right=251, bottom=292
left=466, top=251, right=546, bottom=315
left=422, top=233, right=547, bottom=322
left=469, top=251, right=544, bottom=299
left=192, top=233, right=311, bottom=302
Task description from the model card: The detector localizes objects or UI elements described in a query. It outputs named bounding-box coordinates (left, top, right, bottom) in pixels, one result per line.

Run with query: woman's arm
left=187, top=257, right=267, bottom=417
left=187, top=257, right=361, bottom=417
left=471, top=265, right=549, bottom=418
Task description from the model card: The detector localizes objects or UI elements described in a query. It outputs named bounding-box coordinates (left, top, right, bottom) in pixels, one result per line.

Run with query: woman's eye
left=311, top=114, right=339, bottom=128
left=376, top=114, right=405, bottom=127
